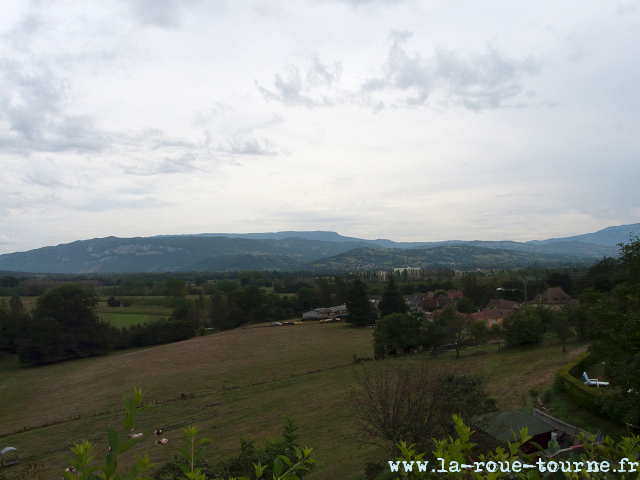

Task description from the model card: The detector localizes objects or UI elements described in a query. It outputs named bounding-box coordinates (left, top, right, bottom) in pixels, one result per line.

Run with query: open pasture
left=0, top=324, right=602, bottom=479
left=96, top=302, right=174, bottom=328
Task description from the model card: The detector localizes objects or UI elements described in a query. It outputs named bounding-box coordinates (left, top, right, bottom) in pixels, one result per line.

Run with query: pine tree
left=378, top=275, right=409, bottom=317
left=345, top=279, right=377, bottom=326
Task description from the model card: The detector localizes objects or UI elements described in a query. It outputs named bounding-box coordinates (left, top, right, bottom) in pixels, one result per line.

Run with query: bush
left=554, top=351, right=608, bottom=417
left=347, top=361, right=496, bottom=454
left=373, top=313, right=422, bottom=358
left=107, top=296, right=121, bottom=308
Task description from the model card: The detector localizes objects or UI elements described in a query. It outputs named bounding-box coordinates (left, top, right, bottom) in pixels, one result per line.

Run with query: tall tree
left=18, top=284, right=112, bottom=364
left=373, top=313, right=421, bottom=358
left=347, top=362, right=496, bottom=454
left=589, top=236, right=640, bottom=422
left=378, top=276, right=409, bottom=317
left=445, top=306, right=477, bottom=360
left=345, top=279, right=377, bottom=326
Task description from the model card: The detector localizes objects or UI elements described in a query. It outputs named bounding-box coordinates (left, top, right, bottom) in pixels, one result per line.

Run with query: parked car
left=270, top=322, right=282, bottom=326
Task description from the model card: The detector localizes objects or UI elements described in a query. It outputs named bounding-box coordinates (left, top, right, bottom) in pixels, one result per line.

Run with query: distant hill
left=528, top=223, right=640, bottom=246
left=187, top=231, right=430, bottom=249
left=304, top=244, right=588, bottom=272
left=466, top=240, right=618, bottom=258
left=0, top=236, right=372, bottom=274
left=0, top=223, right=635, bottom=273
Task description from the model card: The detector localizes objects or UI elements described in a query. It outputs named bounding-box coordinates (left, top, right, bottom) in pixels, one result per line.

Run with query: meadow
left=0, top=323, right=616, bottom=480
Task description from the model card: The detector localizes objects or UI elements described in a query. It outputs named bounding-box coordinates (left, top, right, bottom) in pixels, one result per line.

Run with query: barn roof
left=471, top=411, right=556, bottom=443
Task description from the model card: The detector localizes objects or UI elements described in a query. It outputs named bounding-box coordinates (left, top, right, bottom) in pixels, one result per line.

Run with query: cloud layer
left=0, top=1, right=638, bottom=253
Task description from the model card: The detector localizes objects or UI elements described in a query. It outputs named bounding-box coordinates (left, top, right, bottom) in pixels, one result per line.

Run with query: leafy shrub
left=348, top=362, right=496, bottom=454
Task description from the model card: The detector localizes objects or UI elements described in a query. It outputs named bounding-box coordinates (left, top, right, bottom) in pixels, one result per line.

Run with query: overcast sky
left=1, top=0, right=639, bottom=254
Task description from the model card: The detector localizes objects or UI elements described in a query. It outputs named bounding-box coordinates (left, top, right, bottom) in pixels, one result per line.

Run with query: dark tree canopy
left=18, top=284, right=111, bottom=364
left=345, top=279, right=377, bottom=326
left=33, top=284, right=100, bottom=328
left=373, top=313, right=421, bottom=358
left=347, top=362, right=497, bottom=454
left=378, top=276, right=409, bottom=317
left=164, top=278, right=188, bottom=297
left=500, top=310, right=545, bottom=346
left=588, top=236, right=640, bottom=422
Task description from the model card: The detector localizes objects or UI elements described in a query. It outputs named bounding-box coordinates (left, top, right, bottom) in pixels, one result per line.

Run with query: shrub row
left=554, top=351, right=606, bottom=416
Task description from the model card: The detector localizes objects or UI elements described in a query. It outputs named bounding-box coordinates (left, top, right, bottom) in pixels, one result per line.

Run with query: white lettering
left=619, top=458, right=628, bottom=472
left=388, top=461, right=400, bottom=472
left=536, top=458, right=547, bottom=472
left=586, top=461, right=599, bottom=472
left=402, top=461, right=414, bottom=472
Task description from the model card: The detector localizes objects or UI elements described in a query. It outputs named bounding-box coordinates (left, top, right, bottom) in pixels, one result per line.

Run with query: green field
left=0, top=325, right=621, bottom=480
left=96, top=303, right=174, bottom=328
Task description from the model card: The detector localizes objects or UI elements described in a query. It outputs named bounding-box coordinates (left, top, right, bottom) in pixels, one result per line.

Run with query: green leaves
left=107, top=426, right=120, bottom=453
left=176, top=425, right=212, bottom=480
left=63, top=388, right=151, bottom=480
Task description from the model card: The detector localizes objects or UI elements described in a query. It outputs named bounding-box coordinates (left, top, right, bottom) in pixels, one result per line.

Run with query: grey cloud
left=434, top=46, right=541, bottom=110
left=130, top=129, right=195, bottom=150
left=0, top=59, right=108, bottom=153
left=121, top=154, right=203, bottom=176
left=0, top=235, right=19, bottom=245
left=76, top=195, right=172, bottom=212
left=360, top=32, right=543, bottom=110
left=317, top=0, right=412, bottom=7
left=0, top=191, right=60, bottom=215
left=23, top=172, right=72, bottom=189
left=1, top=14, right=48, bottom=53
left=257, top=55, right=342, bottom=107
left=306, top=54, right=342, bottom=87
left=193, top=102, right=235, bottom=126
left=258, top=66, right=314, bottom=107
left=220, top=135, right=277, bottom=155
left=361, top=31, right=432, bottom=105
left=123, top=0, right=220, bottom=28
left=124, top=0, right=186, bottom=28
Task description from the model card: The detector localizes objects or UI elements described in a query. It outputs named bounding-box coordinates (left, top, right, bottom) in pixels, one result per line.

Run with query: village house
left=486, top=298, right=520, bottom=310
left=471, top=308, right=512, bottom=327
left=302, top=305, right=347, bottom=319
left=533, top=287, right=579, bottom=309
left=418, top=296, right=454, bottom=313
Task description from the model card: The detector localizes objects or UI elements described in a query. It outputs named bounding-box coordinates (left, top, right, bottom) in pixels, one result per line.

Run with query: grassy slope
left=0, top=326, right=616, bottom=480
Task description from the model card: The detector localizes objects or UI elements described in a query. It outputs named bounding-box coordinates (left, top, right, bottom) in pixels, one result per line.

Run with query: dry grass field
left=0, top=323, right=608, bottom=480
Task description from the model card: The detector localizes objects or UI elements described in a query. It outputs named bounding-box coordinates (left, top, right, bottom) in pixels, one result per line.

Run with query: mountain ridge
left=0, top=223, right=636, bottom=273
